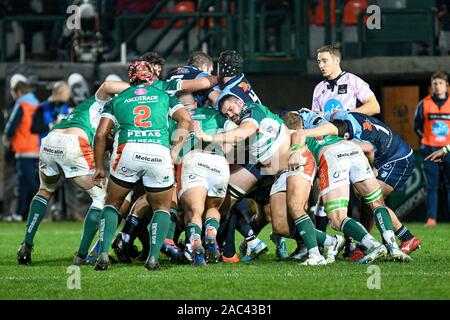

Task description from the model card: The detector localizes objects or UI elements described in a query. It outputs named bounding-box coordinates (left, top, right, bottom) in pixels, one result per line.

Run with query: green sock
left=185, top=223, right=202, bottom=244
left=24, top=195, right=48, bottom=247
left=315, top=229, right=326, bottom=246
left=77, top=207, right=102, bottom=257
left=374, top=206, right=397, bottom=248
left=340, top=217, right=379, bottom=249
left=204, top=217, right=220, bottom=234
left=166, top=208, right=178, bottom=240
left=294, top=215, right=318, bottom=251
left=149, top=210, right=171, bottom=258
left=99, top=205, right=120, bottom=254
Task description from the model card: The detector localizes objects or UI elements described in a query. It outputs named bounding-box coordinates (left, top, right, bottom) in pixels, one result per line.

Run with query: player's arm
left=180, top=76, right=218, bottom=92
left=303, top=121, right=338, bottom=137
left=425, top=144, right=450, bottom=163
left=95, top=81, right=130, bottom=101
left=353, top=140, right=375, bottom=168
left=93, top=117, right=114, bottom=188
left=288, top=129, right=308, bottom=169
left=351, top=95, right=380, bottom=116
left=413, top=100, right=424, bottom=137
left=197, top=120, right=257, bottom=143
left=170, top=107, right=192, bottom=162
left=208, top=90, right=220, bottom=105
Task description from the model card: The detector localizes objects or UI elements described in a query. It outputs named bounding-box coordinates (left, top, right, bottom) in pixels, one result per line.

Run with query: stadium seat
left=343, top=0, right=369, bottom=25
left=310, top=0, right=336, bottom=26
left=150, top=6, right=169, bottom=29
left=173, top=1, right=196, bottom=29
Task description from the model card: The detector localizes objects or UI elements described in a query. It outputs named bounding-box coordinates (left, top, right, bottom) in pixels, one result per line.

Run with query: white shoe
left=326, top=235, right=345, bottom=264
left=4, top=214, right=23, bottom=222
left=241, top=238, right=268, bottom=262
left=389, top=246, right=413, bottom=263
left=301, top=254, right=327, bottom=266
left=358, top=244, right=387, bottom=264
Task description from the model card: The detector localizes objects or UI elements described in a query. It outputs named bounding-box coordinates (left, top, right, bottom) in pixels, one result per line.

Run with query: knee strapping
left=227, top=184, right=247, bottom=201
left=124, top=190, right=134, bottom=203
left=86, top=186, right=106, bottom=210
left=39, top=176, right=58, bottom=193
left=324, top=199, right=349, bottom=214
left=363, top=187, right=383, bottom=204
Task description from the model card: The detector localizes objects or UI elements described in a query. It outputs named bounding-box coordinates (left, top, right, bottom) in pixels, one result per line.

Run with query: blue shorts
left=376, top=150, right=415, bottom=191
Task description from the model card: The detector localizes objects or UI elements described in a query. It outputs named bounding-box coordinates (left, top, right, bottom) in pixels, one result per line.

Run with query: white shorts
left=270, top=149, right=316, bottom=196
left=39, top=132, right=95, bottom=178
left=177, top=151, right=230, bottom=199
left=318, top=142, right=374, bottom=196
left=110, top=142, right=174, bottom=189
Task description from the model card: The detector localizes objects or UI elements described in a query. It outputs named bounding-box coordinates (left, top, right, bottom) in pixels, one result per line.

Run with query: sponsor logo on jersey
left=124, top=96, right=159, bottom=103
left=133, top=153, right=164, bottom=163
left=335, top=150, right=360, bottom=159
left=177, top=67, right=190, bottom=74
left=238, top=81, right=250, bottom=92
left=195, top=161, right=223, bottom=175
left=324, top=99, right=344, bottom=113
left=134, top=88, right=148, bottom=95
left=42, top=146, right=65, bottom=155
left=338, top=84, right=348, bottom=94
left=127, top=130, right=162, bottom=137
left=363, top=120, right=373, bottom=131
left=192, top=114, right=207, bottom=120
left=432, top=121, right=449, bottom=137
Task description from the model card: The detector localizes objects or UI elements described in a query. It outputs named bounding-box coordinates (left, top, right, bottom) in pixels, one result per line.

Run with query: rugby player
left=17, top=80, right=129, bottom=265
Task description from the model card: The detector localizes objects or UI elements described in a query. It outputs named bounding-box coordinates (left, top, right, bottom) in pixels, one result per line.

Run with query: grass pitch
left=1, top=221, right=449, bottom=300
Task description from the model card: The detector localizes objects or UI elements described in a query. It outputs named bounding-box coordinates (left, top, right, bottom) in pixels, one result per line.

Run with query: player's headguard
left=128, top=60, right=157, bottom=86
left=139, top=52, right=165, bottom=79
left=217, top=50, right=243, bottom=80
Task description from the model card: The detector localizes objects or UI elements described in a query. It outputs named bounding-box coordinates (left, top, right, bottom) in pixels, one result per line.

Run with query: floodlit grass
left=1, top=222, right=449, bottom=300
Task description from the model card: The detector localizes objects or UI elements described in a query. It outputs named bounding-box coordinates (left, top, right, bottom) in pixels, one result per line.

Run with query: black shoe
left=112, top=236, right=132, bottom=263
left=129, top=244, right=141, bottom=259
left=17, top=242, right=32, bottom=265
left=144, top=256, right=160, bottom=271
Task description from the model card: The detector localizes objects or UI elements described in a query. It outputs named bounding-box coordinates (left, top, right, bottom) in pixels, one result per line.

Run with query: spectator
left=437, top=0, right=450, bottom=55
left=414, top=71, right=450, bottom=227
left=2, top=79, right=40, bottom=222
left=33, top=81, right=72, bottom=140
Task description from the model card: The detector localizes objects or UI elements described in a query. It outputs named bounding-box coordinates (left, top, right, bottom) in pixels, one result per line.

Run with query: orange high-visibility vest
left=421, top=95, right=450, bottom=147
left=11, top=101, right=40, bottom=155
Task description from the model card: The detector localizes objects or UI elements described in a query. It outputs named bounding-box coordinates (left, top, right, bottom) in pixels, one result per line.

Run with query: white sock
left=120, top=232, right=130, bottom=243
left=323, top=235, right=335, bottom=247
left=361, top=234, right=379, bottom=250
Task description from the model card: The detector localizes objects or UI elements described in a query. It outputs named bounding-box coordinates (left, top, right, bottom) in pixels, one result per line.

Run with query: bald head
left=50, top=81, right=71, bottom=103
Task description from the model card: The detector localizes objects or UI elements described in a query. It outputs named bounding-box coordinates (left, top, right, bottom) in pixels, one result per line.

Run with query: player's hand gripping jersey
left=165, top=66, right=215, bottom=105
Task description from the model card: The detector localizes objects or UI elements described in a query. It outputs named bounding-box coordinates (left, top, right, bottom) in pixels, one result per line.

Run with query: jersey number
left=133, top=105, right=152, bottom=128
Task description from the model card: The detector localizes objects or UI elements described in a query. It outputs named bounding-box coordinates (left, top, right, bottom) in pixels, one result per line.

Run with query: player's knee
left=287, top=199, right=307, bottom=216
left=86, top=186, right=106, bottom=210
left=328, top=211, right=346, bottom=230
left=272, top=223, right=290, bottom=237
left=183, top=202, right=204, bottom=217
left=37, top=189, right=53, bottom=200
left=39, top=176, right=58, bottom=194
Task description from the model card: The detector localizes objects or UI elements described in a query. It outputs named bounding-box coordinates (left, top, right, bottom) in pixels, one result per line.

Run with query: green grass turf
left=0, top=221, right=449, bottom=300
